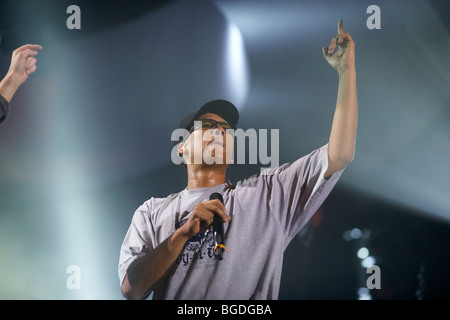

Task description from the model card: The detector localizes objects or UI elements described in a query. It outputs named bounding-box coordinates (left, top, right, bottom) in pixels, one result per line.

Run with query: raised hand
left=7, top=44, right=43, bottom=85
left=0, top=44, right=42, bottom=103
left=322, top=20, right=355, bottom=72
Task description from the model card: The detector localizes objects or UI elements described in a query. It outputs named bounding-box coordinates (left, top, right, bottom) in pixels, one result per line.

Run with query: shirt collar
left=180, top=183, right=226, bottom=198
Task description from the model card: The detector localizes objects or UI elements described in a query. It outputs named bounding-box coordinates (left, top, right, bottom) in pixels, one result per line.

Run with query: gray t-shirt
left=118, top=144, right=345, bottom=299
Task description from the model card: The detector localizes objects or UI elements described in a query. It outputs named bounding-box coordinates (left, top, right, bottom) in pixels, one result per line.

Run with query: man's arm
left=322, top=20, right=358, bottom=179
left=121, top=199, right=230, bottom=300
left=121, top=228, right=191, bottom=300
left=0, top=44, right=42, bottom=103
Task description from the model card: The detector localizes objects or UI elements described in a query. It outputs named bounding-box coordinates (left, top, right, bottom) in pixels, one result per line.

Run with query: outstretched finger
left=23, top=49, right=39, bottom=58
left=15, top=44, right=43, bottom=54
left=338, top=19, right=345, bottom=36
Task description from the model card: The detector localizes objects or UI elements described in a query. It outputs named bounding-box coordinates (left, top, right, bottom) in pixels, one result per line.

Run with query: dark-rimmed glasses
left=189, top=119, right=234, bottom=133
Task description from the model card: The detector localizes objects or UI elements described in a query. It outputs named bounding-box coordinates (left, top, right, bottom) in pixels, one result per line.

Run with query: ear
left=177, top=143, right=185, bottom=156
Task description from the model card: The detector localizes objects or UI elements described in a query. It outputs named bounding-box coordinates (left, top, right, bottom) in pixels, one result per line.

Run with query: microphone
left=210, top=192, right=225, bottom=261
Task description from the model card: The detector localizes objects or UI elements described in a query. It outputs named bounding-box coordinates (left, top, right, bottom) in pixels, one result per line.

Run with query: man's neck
left=186, top=166, right=227, bottom=190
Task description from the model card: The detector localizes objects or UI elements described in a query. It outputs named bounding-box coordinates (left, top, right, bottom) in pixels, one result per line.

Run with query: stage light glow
left=350, top=228, right=362, bottom=239
left=357, top=287, right=372, bottom=300
left=33, top=44, right=115, bottom=299
left=224, top=23, right=250, bottom=109
left=361, top=256, right=376, bottom=269
left=357, top=247, right=369, bottom=259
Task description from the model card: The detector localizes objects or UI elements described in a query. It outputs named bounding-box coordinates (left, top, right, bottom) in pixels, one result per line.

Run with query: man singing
left=119, top=20, right=357, bottom=300
left=0, top=44, right=42, bottom=124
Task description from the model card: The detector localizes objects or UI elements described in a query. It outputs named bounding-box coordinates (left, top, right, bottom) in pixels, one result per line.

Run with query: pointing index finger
left=338, top=19, right=344, bottom=36
left=15, top=44, right=43, bottom=54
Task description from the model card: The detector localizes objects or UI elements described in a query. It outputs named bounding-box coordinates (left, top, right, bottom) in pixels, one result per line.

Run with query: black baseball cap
left=178, top=99, right=239, bottom=133
left=174, top=100, right=239, bottom=165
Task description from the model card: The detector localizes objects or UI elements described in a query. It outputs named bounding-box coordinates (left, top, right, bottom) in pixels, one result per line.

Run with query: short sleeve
left=118, top=202, right=155, bottom=286
left=266, top=144, right=345, bottom=244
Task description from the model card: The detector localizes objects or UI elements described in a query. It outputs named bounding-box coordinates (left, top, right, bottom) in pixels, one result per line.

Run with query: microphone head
left=209, top=192, right=223, bottom=203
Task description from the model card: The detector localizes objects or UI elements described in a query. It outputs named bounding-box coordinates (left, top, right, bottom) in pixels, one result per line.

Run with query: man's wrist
left=338, top=65, right=356, bottom=77
left=5, top=71, right=23, bottom=88
left=0, top=73, right=22, bottom=103
left=171, top=227, right=191, bottom=245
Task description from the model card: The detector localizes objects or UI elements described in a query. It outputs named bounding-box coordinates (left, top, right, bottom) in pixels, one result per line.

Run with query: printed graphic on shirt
left=174, top=218, right=220, bottom=270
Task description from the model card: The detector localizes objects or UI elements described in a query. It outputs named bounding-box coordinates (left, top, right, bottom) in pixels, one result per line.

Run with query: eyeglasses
left=189, top=119, right=234, bottom=133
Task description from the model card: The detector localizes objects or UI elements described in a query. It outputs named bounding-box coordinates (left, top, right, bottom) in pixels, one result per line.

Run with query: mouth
left=208, top=141, right=224, bottom=147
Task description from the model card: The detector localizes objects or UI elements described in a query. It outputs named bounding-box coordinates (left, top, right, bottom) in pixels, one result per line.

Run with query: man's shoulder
left=137, top=192, right=181, bottom=213
left=235, top=163, right=291, bottom=188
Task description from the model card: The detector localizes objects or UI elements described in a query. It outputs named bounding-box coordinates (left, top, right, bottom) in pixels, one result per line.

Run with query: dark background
left=0, top=0, right=448, bottom=299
